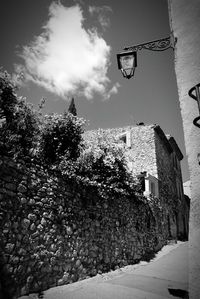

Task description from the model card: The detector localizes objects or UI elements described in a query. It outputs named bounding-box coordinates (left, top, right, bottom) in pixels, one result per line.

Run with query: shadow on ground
left=168, top=288, right=189, bottom=298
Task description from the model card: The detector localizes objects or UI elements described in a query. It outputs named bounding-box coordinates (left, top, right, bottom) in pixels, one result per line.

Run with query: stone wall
left=84, top=124, right=185, bottom=239
left=154, top=128, right=178, bottom=238
left=0, top=154, right=166, bottom=298
left=84, top=124, right=158, bottom=178
left=126, top=124, right=181, bottom=238
left=85, top=125, right=181, bottom=202
left=127, top=125, right=158, bottom=178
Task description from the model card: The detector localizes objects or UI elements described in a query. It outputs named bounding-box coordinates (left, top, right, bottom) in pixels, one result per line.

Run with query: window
left=118, top=131, right=131, bottom=147
left=120, top=135, right=127, bottom=144
left=142, top=173, right=158, bottom=198
left=150, top=182, right=155, bottom=195
left=138, top=176, right=145, bottom=191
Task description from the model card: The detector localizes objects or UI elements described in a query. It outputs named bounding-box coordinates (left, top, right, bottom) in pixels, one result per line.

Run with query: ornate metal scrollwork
left=124, top=35, right=176, bottom=52
left=188, top=83, right=200, bottom=128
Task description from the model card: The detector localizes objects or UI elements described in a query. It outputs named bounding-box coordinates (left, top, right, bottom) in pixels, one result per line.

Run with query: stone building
left=84, top=123, right=189, bottom=240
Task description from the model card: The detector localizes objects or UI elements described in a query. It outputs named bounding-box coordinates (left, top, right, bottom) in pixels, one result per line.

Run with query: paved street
left=20, top=241, right=188, bottom=299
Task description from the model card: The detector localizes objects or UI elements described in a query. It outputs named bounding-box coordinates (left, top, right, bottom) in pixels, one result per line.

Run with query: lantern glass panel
left=120, top=54, right=135, bottom=71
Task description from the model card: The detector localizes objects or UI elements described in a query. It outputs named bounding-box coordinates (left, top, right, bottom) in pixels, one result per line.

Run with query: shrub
left=0, top=70, right=85, bottom=165
left=39, top=113, right=85, bottom=165
left=0, top=70, right=39, bottom=158
left=59, top=129, right=142, bottom=200
left=0, top=69, right=141, bottom=202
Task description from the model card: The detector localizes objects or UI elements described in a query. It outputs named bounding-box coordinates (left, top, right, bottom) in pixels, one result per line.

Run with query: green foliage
left=0, top=69, right=141, bottom=202
left=0, top=71, right=17, bottom=122
left=59, top=129, right=142, bottom=199
left=67, top=97, right=77, bottom=116
left=39, top=113, right=85, bottom=165
left=0, top=70, right=85, bottom=164
left=0, top=70, right=39, bottom=158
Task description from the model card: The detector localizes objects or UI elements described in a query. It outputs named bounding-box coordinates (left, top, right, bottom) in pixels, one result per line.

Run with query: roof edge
left=168, top=136, right=184, bottom=160
left=153, top=125, right=173, bottom=154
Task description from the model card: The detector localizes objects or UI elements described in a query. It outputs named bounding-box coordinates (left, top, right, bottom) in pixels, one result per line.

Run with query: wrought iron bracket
left=188, top=83, right=200, bottom=128
left=123, top=34, right=176, bottom=52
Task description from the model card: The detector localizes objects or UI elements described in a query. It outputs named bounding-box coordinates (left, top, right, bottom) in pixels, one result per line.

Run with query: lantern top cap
left=117, top=50, right=136, bottom=56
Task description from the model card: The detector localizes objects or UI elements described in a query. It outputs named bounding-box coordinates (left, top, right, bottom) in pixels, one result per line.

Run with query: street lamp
left=117, top=50, right=137, bottom=79
left=117, top=34, right=176, bottom=79
left=188, top=83, right=200, bottom=128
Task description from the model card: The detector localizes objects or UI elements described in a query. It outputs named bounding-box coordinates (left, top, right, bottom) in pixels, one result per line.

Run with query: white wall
left=168, top=1, right=200, bottom=297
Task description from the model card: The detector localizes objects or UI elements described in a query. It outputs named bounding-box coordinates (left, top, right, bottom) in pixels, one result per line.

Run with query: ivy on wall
left=0, top=69, right=142, bottom=201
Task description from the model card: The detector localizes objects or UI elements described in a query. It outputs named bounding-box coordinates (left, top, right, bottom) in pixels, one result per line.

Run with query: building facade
left=84, top=123, right=189, bottom=240
left=168, top=1, right=200, bottom=296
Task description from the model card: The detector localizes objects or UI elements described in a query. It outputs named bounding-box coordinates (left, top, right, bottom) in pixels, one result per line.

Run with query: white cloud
left=17, top=2, right=119, bottom=100
left=104, top=82, right=121, bottom=101
left=88, top=5, right=112, bottom=30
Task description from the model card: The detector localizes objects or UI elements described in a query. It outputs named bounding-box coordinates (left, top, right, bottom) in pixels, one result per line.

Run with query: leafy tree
left=0, top=70, right=39, bottom=158
left=68, top=97, right=77, bottom=116
left=39, top=113, right=85, bottom=165
left=0, top=70, right=85, bottom=165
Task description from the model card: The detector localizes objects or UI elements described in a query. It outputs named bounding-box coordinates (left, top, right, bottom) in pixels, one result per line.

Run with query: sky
left=0, top=0, right=190, bottom=182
